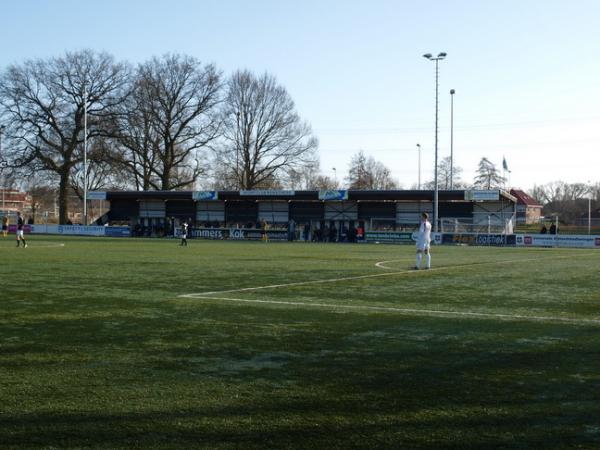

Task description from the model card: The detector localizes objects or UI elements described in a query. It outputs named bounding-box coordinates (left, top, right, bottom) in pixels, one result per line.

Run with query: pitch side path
left=2, top=236, right=600, bottom=449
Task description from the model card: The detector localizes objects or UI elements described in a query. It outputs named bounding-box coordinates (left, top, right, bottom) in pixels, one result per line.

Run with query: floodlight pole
left=417, top=143, right=422, bottom=190
left=450, top=89, right=455, bottom=190
left=0, top=125, right=4, bottom=214
left=83, top=88, right=88, bottom=226
left=588, top=181, right=592, bottom=235
left=589, top=197, right=592, bottom=235
left=236, top=111, right=241, bottom=190
left=423, top=52, right=447, bottom=232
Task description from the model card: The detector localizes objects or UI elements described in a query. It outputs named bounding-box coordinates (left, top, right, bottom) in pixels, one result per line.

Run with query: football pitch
left=2, top=236, right=600, bottom=449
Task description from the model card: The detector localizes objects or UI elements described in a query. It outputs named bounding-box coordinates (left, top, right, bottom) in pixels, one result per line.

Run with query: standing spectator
left=312, top=226, right=320, bottom=242
left=16, top=212, right=27, bottom=248
left=549, top=223, right=557, bottom=235
left=540, top=225, right=547, bottom=234
left=2, top=215, right=8, bottom=238
left=356, top=225, right=364, bottom=242
left=288, top=219, right=296, bottom=242
left=341, top=225, right=348, bottom=242
left=329, top=223, right=337, bottom=242
left=303, top=223, right=310, bottom=242
left=349, top=225, right=357, bottom=243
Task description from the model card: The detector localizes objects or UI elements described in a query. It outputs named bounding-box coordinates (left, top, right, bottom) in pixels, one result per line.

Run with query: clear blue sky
left=2, top=0, right=599, bottom=190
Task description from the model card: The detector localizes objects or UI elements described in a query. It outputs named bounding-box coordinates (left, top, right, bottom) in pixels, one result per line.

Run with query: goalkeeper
left=415, top=213, right=431, bottom=270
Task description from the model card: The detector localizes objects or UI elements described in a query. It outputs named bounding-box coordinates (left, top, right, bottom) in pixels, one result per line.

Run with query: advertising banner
left=365, top=231, right=414, bottom=244
left=29, top=224, right=106, bottom=236
left=240, top=190, right=295, bottom=196
left=190, top=227, right=288, bottom=241
left=192, top=191, right=218, bottom=201
left=443, top=233, right=516, bottom=246
left=8, top=224, right=32, bottom=233
left=57, top=225, right=107, bottom=236
left=464, top=190, right=500, bottom=201
left=87, top=191, right=107, bottom=200
left=515, top=234, right=600, bottom=248
left=319, top=190, right=348, bottom=200
left=104, top=226, right=131, bottom=237
left=363, top=231, right=443, bottom=245
left=192, top=228, right=226, bottom=239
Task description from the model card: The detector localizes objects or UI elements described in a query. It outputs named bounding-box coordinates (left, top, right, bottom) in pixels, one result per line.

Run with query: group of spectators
left=300, top=222, right=365, bottom=243
left=539, top=223, right=558, bottom=234
left=131, top=218, right=372, bottom=243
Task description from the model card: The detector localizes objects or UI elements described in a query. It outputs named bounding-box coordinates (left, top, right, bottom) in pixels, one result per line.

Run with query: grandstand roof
left=106, top=189, right=517, bottom=203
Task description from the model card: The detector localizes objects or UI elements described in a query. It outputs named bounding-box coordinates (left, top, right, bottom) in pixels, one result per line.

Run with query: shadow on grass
left=2, top=383, right=600, bottom=449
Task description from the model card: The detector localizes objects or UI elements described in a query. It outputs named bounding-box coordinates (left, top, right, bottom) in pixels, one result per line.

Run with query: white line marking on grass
left=373, top=249, right=597, bottom=270
left=178, top=253, right=600, bottom=325
left=179, top=254, right=580, bottom=299
left=0, top=242, right=65, bottom=250
left=182, top=295, right=600, bottom=326
left=375, top=259, right=411, bottom=269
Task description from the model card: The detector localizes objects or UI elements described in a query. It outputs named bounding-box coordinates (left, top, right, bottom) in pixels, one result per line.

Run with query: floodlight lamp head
left=423, top=53, right=432, bottom=59
left=450, top=89, right=455, bottom=94
left=438, top=52, right=447, bottom=58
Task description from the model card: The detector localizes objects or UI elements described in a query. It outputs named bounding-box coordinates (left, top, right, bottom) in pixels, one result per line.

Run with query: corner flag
left=502, top=157, right=510, bottom=173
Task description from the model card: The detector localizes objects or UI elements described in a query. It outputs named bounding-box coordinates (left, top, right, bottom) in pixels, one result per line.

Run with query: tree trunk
left=58, top=171, right=70, bottom=224
left=161, top=166, right=171, bottom=190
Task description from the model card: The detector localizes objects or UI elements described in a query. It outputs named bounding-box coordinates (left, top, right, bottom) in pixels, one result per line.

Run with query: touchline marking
left=179, top=254, right=582, bottom=299
left=0, top=243, right=65, bottom=250
left=182, top=295, right=600, bottom=326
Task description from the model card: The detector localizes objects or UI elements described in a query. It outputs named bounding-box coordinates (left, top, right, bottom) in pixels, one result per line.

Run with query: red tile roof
left=510, top=189, right=542, bottom=207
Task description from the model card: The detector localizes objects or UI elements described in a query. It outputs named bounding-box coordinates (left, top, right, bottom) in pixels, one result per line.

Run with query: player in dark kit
left=180, top=221, right=188, bottom=246
left=16, top=212, right=27, bottom=248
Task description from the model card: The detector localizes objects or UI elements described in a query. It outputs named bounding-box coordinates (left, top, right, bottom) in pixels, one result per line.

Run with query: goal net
left=440, top=218, right=514, bottom=235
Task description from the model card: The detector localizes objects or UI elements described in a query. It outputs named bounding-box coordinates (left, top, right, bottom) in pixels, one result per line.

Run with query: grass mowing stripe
left=179, top=295, right=600, bottom=325
left=179, top=252, right=591, bottom=298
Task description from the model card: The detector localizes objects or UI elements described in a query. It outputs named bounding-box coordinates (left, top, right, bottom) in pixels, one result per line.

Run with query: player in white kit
left=415, top=213, right=431, bottom=270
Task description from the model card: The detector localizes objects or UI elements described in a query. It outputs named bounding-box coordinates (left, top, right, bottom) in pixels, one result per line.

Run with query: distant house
left=510, top=189, right=543, bottom=224
left=0, top=189, right=32, bottom=216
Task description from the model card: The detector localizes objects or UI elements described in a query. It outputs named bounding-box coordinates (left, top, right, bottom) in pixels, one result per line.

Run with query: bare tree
left=438, top=156, right=464, bottom=189
left=531, top=180, right=596, bottom=224
left=346, top=151, right=397, bottom=190
left=0, top=50, right=129, bottom=223
left=422, top=156, right=467, bottom=190
left=216, top=70, right=318, bottom=189
left=285, top=160, right=323, bottom=190
left=311, top=175, right=338, bottom=190
left=114, top=54, right=222, bottom=191
left=109, top=78, right=161, bottom=190
left=473, top=157, right=506, bottom=190
left=70, top=138, right=130, bottom=198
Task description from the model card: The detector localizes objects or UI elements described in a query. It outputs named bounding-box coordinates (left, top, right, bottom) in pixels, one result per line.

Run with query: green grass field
left=2, top=236, right=600, bottom=449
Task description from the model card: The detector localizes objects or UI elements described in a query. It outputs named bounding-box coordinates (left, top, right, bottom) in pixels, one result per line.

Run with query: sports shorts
left=416, top=241, right=430, bottom=251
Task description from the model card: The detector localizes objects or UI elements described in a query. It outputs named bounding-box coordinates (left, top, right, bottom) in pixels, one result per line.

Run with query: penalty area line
left=181, top=295, right=600, bottom=326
